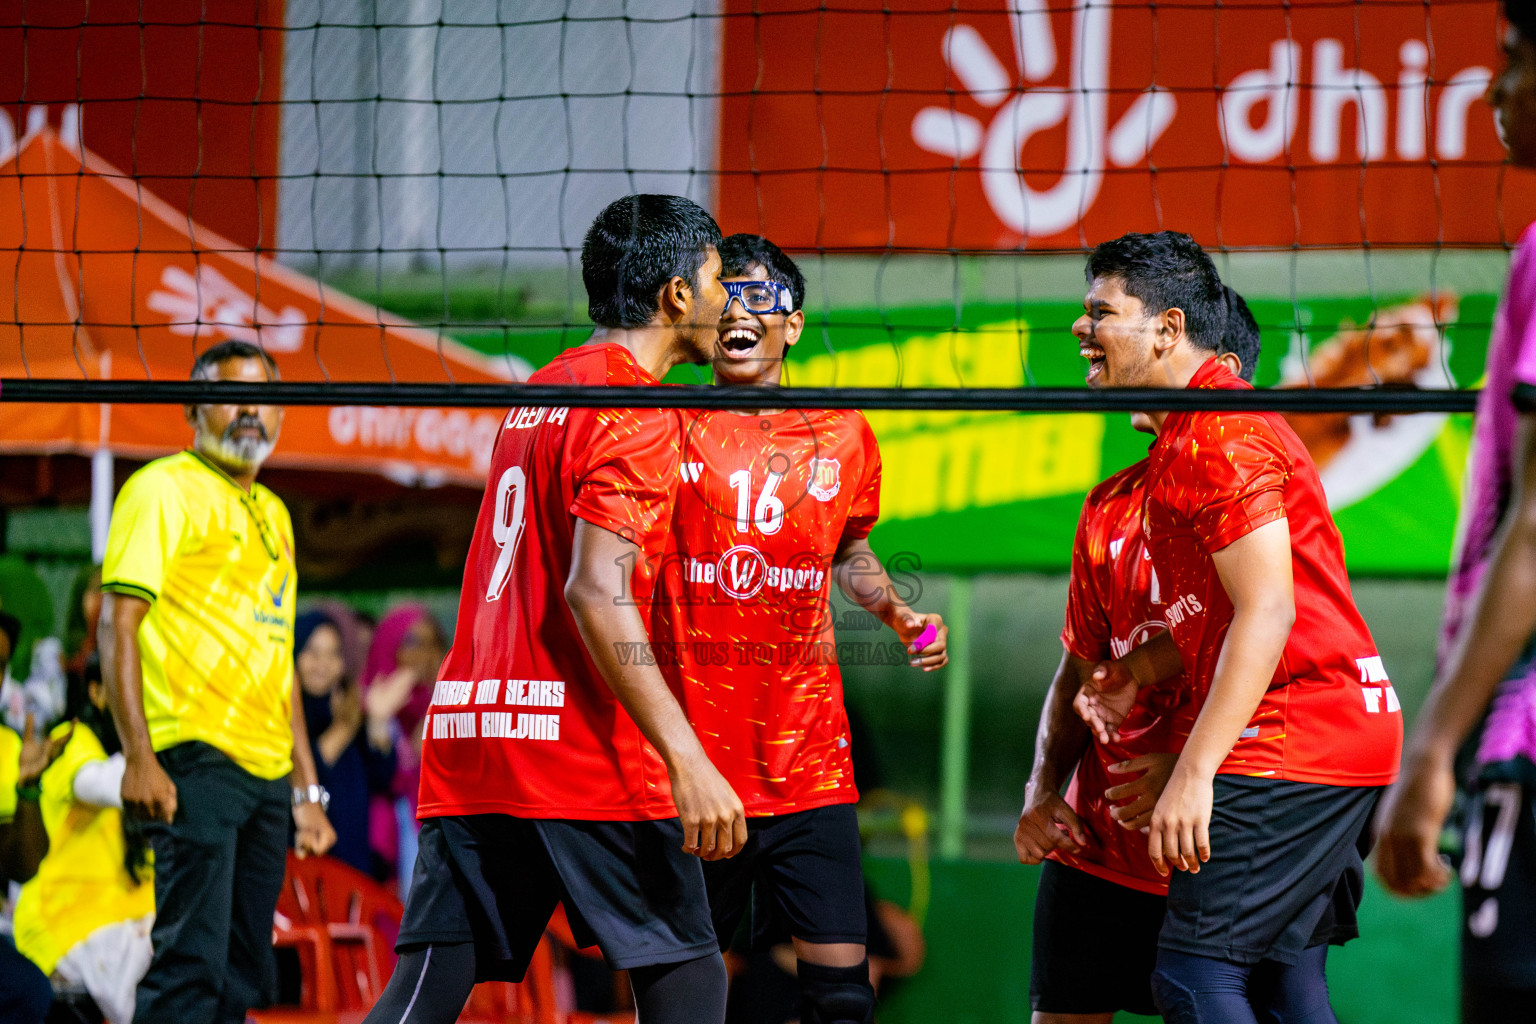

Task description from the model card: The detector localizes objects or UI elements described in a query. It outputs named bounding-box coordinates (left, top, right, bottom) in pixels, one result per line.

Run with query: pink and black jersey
left=417, top=344, right=683, bottom=821
left=1446, top=220, right=1536, bottom=767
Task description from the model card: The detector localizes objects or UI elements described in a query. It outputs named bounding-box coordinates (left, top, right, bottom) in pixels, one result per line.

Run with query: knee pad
left=1150, top=950, right=1254, bottom=1024
left=797, top=959, right=875, bottom=1024
left=1150, top=965, right=1200, bottom=1024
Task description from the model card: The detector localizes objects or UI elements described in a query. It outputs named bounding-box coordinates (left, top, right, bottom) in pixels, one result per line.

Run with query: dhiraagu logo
left=784, top=320, right=1103, bottom=521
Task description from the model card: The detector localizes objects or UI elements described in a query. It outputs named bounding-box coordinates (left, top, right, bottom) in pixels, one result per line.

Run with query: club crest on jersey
left=808, top=457, right=841, bottom=501
left=718, top=544, right=769, bottom=599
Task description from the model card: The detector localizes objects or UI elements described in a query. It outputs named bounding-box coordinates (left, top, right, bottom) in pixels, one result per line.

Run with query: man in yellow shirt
left=99, top=340, right=335, bottom=1024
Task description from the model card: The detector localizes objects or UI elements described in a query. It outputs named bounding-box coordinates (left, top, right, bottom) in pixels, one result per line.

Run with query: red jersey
left=1056, top=459, right=1197, bottom=894
left=651, top=408, right=881, bottom=816
left=417, top=344, right=683, bottom=821
left=1142, top=359, right=1402, bottom=786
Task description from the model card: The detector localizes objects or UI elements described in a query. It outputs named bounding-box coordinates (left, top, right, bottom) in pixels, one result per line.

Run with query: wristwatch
left=15, top=780, right=41, bottom=802
left=292, top=783, right=330, bottom=813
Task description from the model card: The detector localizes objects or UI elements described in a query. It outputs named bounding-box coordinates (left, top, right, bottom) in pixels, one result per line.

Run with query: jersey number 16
left=729, top=468, right=786, bottom=535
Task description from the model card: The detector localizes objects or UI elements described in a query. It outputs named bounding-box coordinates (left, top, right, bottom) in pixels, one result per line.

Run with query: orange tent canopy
left=0, top=128, right=528, bottom=487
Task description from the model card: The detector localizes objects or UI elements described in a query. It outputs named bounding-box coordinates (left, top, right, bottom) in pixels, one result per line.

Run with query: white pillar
left=90, top=447, right=113, bottom=564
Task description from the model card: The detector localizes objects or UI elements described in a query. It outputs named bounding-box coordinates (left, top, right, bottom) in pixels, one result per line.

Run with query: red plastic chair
left=269, top=913, right=339, bottom=1014
left=459, top=939, right=559, bottom=1024
left=277, top=853, right=404, bottom=1009
left=544, top=907, right=636, bottom=1024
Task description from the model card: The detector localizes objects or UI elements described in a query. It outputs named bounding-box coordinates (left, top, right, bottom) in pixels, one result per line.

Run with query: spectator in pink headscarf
left=361, top=603, right=446, bottom=896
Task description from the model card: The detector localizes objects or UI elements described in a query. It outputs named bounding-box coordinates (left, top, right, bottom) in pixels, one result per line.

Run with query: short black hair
left=719, top=233, right=806, bottom=313
left=581, top=194, right=723, bottom=329
left=1220, top=286, right=1262, bottom=382
left=0, top=610, right=19, bottom=660
left=1085, top=231, right=1226, bottom=352
left=1508, top=0, right=1536, bottom=44
left=190, top=340, right=279, bottom=381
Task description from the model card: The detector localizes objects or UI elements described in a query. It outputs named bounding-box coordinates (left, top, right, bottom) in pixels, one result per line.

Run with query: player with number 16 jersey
left=656, top=405, right=880, bottom=814
left=650, top=235, right=948, bottom=1024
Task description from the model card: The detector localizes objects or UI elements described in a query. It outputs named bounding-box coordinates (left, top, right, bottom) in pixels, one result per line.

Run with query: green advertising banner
left=481, top=290, right=1496, bottom=578
left=782, top=293, right=1492, bottom=577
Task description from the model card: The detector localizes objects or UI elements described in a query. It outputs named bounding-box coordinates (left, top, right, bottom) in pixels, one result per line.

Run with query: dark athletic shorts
left=702, top=803, right=867, bottom=952
left=1030, top=860, right=1165, bottom=1016
left=1160, top=775, right=1381, bottom=965
left=1459, top=774, right=1536, bottom=1002
left=396, top=814, right=718, bottom=981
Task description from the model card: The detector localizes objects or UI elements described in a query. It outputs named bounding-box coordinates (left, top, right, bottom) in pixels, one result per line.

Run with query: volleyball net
left=0, top=0, right=1509, bottom=590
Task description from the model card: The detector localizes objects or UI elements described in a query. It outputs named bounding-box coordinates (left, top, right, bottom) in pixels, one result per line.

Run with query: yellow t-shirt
left=102, top=450, right=297, bottom=779
left=0, top=725, right=19, bottom=823
left=13, top=723, right=154, bottom=975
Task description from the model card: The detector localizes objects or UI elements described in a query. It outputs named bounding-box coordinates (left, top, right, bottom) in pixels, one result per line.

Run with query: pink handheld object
left=911, top=623, right=938, bottom=653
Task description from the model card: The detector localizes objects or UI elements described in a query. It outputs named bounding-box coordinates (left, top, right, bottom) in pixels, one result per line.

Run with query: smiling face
left=297, top=623, right=346, bottom=697
left=1490, top=21, right=1536, bottom=169
left=713, top=262, right=805, bottom=387
left=1072, top=275, right=1158, bottom=389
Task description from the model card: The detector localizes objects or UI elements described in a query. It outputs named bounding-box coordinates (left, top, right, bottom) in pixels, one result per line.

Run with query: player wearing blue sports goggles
left=722, top=279, right=796, bottom=315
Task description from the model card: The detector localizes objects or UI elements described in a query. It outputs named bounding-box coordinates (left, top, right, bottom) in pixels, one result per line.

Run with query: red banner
left=718, top=0, right=1533, bottom=251
left=0, top=0, right=283, bottom=252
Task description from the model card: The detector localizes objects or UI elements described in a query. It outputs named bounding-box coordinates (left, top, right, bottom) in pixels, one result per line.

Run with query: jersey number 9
left=486, top=465, right=528, bottom=601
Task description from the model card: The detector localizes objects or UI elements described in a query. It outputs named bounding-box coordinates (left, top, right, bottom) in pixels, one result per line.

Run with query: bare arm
left=0, top=715, right=72, bottom=882
left=565, top=519, right=747, bottom=859
left=1148, top=518, right=1295, bottom=876
left=831, top=536, right=947, bottom=669
left=1015, top=651, right=1093, bottom=862
left=1378, top=414, right=1536, bottom=895
left=314, top=685, right=363, bottom=767
left=100, top=593, right=178, bottom=823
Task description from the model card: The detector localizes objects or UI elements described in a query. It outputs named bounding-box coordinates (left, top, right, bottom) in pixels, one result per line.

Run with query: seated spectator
left=14, top=661, right=153, bottom=1024
left=64, top=566, right=103, bottom=681
left=295, top=610, right=403, bottom=877
left=0, top=710, right=71, bottom=1024
left=361, top=603, right=445, bottom=895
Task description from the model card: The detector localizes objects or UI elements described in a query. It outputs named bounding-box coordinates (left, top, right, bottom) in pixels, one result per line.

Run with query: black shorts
left=1459, top=776, right=1536, bottom=995
left=1159, top=775, right=1381, bottom=966
left=702, top=803, right=867, bottom=952
left=397, top=814, right=718, bottom=981
left=1030, top=860, right=1165, bottom=1016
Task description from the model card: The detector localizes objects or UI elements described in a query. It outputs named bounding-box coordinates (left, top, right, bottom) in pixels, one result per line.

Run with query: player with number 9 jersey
left=417, top=343, right=683, bottom=821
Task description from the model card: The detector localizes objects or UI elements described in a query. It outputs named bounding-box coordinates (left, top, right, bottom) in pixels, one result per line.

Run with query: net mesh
left=0, top=0, right=1514, bottom=413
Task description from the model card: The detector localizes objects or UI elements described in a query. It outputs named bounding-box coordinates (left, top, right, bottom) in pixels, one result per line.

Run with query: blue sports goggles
left=723, top=279, right=795, bottom=315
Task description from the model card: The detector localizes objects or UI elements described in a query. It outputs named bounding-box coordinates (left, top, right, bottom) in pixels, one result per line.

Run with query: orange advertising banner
left=0, top=130, right=526, bottom=487
left=718, top=0, right=1533, bottom=251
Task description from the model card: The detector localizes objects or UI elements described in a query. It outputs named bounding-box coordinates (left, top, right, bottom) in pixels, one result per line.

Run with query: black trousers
left=134, top=742, right=290, bottom=1024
